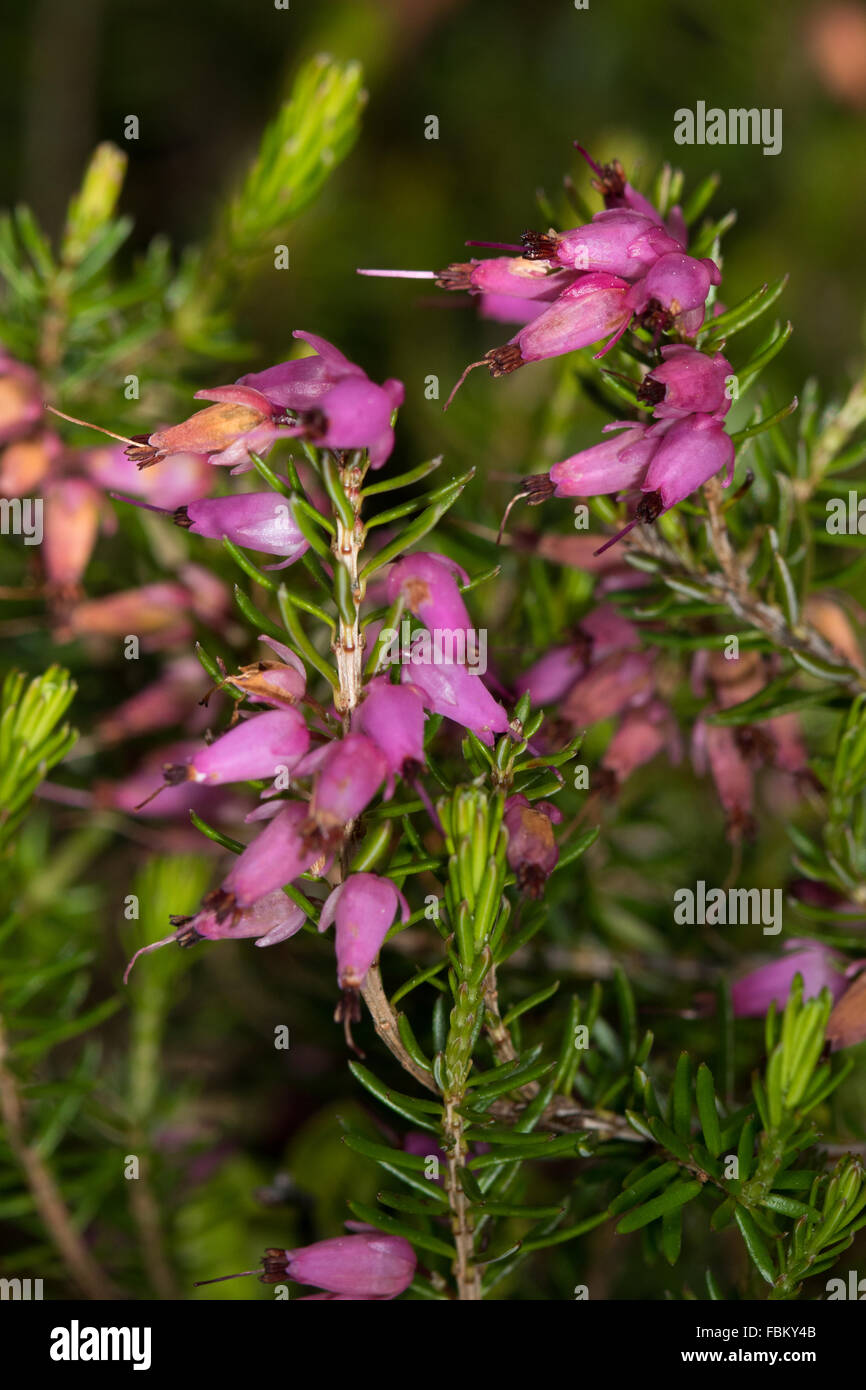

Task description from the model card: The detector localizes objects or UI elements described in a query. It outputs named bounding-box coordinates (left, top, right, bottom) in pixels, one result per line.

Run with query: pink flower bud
left=627, top=252, right=721, bottom=333
left=60, top=583, right=194, bottom=648
left=524, top=209, right=679, bottom=278
left=124, top=889, right=306, bottom=981
left=693, top=719, right=754, bottom=840
left=128, top=384, right=279, bottom=473
left=504, top=795, right=561, bottom=897
left=515, top=645, right=588, bottom=704
left=638, top=345, right=733, bottom=421
left=237, top=331, right=364, bottom=409
left=220, top=802, right=330, bottom=912
left=302, top=734, right=388, bottom=839
left=403, top=660, right=510, bottom=745
left=356, top=677, right=427, bottom=786
left=639, top=413, right=734, bottom=515
left=446, top=273, right=632, bottom=406
left=96, top=655, right=206, bottom=744
left=549, top=421, right=665, bottom=497
left=319, top=872, right=410, bottom=990
left=0, top=432, right=60, bottom=495
left=731, top=940, right=846, bottom=1017
left=602, top=700, right=681, bottom=783
left=161, top=708, right=309, bottom=788
left=263, top=1232, right=416, bottom=1297
left=560, top=650, right=654, bottom=726
left=42, top=477, right=102, bottom=594
left=175, top=492, right=308, bottom=566
left=386, top=551, right=472, bottom=633
left=440, top=256, right=578, bottom=300
left=284, top=373, right=405, bottom=471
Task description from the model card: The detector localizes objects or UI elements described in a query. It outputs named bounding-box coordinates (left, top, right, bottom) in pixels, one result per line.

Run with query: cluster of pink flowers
left=365, top=148, right=736, bottom=554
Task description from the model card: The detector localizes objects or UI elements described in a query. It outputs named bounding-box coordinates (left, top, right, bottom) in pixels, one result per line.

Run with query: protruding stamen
left=44, top=404, right=141, bottom=448
left=356, top=268, right=437, bottom=279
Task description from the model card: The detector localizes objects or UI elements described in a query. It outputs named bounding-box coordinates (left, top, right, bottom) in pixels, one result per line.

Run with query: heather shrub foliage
left=2, top=55, right=866, bottom=1303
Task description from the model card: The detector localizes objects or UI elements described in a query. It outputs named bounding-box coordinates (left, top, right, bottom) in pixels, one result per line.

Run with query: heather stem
left=332, top=455, right=367, bottom=724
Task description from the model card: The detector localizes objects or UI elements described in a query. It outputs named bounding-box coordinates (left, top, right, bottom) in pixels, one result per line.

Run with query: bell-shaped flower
left=403, top=659, right=510, bottom=745
left=731, top=940, right=847, bottom=1017
left=124, top=889, right=306, bottom=981
left=504, top=795, right=562, bottom=897
left=386, top=551, right=472, bottom=633
left=318, top=872, right=409, bottom=991
left=159, top=707, right=309, bottom=789
left=637, top=345, right=732, bottom=421
left=260, top=1232, right=415, bottom=1298
left=355, top=677, right=427, bottom=789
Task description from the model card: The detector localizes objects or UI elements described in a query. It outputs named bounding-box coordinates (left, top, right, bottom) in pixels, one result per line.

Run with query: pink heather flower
left=446, top=273, right=632, bottom=406
left=173, top=492, right=309, bottom=567
left=515, top=645, right=589, bottom=704
left=86, top=444, right=212, bottom=509
left=386, top=551, right=472, bottom=633
left=239, top=330, right=404, bottom=471
left=263, top=1233, right=416, bottom=1297
left=522, top=209, right=680, bottom=279
left=579, top=603, right=641, bottom=659
left=602, top=700, right=682, bottom=783
left=627, top=251, right=721, bottom=334
left=124, top=889, right=306, bottom=982
left=692, top=719, right=754, bottom=841
left=356, top=677, right=427, bottom=788
left=286, top=373, right=405, bottom=471
left=560, top=650, right=655, bottom=726
left=42, top=477, right=102, bottom=594
left=637, top=345, right=733, bottom=421
left=548, top=424, right=651, bottom=499
left=294, top=733, right=388, bottom=842
left=437, top=256, right=579, bottom=302
left=319, top=872, right=410, bottom=991
left=237, top=331, right=365, bottom=409
left=96, top=655, right=207, bottom=744
left=159, top=707, right=309, bottom=789
left=640, top=413, right=734, bottom=512
left=127, top=383, right=282, bottom=474
left=60, top=583, right=194, bottom=648
left=731, top=940, right=847, bottom=1018
left=0, top=351, right=42, bottom=443
left=548, top=421, right=668, bottom=498
left=504, top=795, right=562, bottom=897
left=404, top=659, right=510, bottom=745
left=219, top=802, right=330, bottom=914
left=221, top=636, right=307, bottom=709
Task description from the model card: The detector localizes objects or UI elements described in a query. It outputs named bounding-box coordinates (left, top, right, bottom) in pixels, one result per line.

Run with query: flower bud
left=319, top=872, right=409, bottom=991
left=356, top=677, right=427, bottom=785
left=176, top=492, right=308, bottom=566
left=637, top=345, right=732, bottom=421
left=262, top=1232, right=416, bottom=1297
left=504, top=795, right=561, bottom=897
left=219, top=802, right=330, bottom=914
left=161, top=708, right=309, bottom=788
left=386, top=551, right=472, bottom=633
left=404, top=659, right=510, bottom=745
left=731, top=941, right=846, bottom=1017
